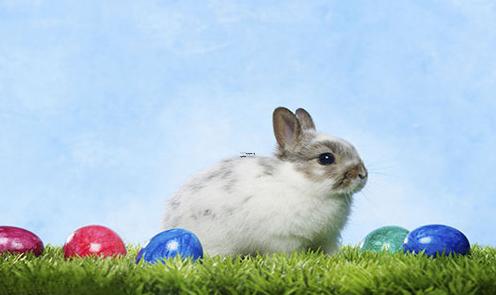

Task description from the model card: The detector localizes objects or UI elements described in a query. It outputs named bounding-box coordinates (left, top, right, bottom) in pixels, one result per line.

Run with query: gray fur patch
left=242, top=195, right=254, bottom=203
left=170, top=198, right=181, bottom=209
left=203, top=209, right=216, bottom=219
left=320, top=141, right=355, bottom=158
left=188, top=182, right=205, bottom=192
left=275, top=129, right=362, bottom=182
left=221, top=158, right=235, bottom=164
left=221, top=169, right=233, bottom=179
left=276, top=130, right=357, bottom=162
left=297, top=140, right=354, bottom=162
left=205, top=160, right=234, bottom=180
left=258, top=158, right=276, bottom=176
left=223, top=178, right=237, bottom=193
left=223, top=206, right=236, bottom=215
left=275, top=131, right=316, bottom=162
left=206, top=170, right=222, bottom=180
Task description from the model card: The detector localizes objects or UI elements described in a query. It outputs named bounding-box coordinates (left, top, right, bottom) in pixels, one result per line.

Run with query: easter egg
left=0, top=226, right=44, bottom=256
left=403, top=224, right=470, bottom=257
left=63, top=225, right=127, bottom=258
left=360, top=225, right=409, bottom=253
left=136, top=228, right=203, bottom=264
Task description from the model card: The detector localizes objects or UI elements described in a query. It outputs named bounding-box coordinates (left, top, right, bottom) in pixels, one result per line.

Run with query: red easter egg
left=0, top=226, right=44, bottom=256
left=63, top=225, right=126, bottom=258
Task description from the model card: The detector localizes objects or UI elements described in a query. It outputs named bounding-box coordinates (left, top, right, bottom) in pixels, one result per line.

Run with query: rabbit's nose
left=346, top=164, right=367, bottom=180
left=358, top=165, right=368, bottom=180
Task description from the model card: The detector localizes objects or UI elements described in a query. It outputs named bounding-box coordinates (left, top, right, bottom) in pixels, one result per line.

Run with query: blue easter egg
left=136, top=228, right=203, bottom=264
left=403, top=224, right=470, bottom=257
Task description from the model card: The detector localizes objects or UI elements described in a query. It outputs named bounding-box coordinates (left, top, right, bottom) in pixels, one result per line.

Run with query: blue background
left=1, top=0, right=495, bottom=246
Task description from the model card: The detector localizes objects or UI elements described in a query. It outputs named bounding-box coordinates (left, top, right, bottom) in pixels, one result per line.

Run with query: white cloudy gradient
left=1, top=0, right=495, bottom=247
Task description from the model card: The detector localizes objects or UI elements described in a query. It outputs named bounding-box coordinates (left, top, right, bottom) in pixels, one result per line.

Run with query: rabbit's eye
left=318, top=153, right=335, bottom=165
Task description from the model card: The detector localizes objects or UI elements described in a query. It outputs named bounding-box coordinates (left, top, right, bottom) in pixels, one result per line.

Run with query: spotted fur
left=163, top=107, right=367, bottom=256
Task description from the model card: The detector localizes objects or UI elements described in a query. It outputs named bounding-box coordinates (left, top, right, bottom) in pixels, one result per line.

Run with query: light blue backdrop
left=1, top=0, right=495, bottom=246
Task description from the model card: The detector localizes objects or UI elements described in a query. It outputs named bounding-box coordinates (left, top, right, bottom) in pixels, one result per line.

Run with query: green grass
left=1, top=246, right=496, bottom=295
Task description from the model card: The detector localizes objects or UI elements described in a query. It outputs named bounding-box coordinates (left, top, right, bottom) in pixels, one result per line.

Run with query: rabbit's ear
left=273, top=107, right=302, bottom=149
left=295, top=108, right=316, bottom=131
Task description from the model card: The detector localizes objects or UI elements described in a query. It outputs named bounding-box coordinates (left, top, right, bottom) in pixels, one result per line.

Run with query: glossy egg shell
left=63, top=225, right=127, bottom=258
left=403, top=224, right=470, bottom=257
left=0, top=226, right=44, bottom=256
left=360, top=225, right=409, bottom=253
left=136, top=228, right=203, bottom=264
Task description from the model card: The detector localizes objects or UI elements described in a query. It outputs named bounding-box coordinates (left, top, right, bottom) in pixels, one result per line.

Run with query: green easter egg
left=360, top=226, right=409, bottom=253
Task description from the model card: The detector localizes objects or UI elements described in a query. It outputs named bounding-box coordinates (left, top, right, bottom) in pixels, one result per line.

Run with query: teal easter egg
left=360, top=226, right=409, bottom=253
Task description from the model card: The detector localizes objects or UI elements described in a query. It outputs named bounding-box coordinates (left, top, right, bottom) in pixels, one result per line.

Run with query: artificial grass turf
left=1, top=246, right=495, bottom=295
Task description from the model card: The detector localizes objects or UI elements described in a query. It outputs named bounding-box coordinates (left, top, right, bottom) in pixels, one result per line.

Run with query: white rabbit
left=163, top=107, right=367, bottom=256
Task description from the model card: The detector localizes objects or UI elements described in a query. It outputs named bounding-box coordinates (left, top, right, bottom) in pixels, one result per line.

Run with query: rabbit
left=162, top=107, right=367, bottom=256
